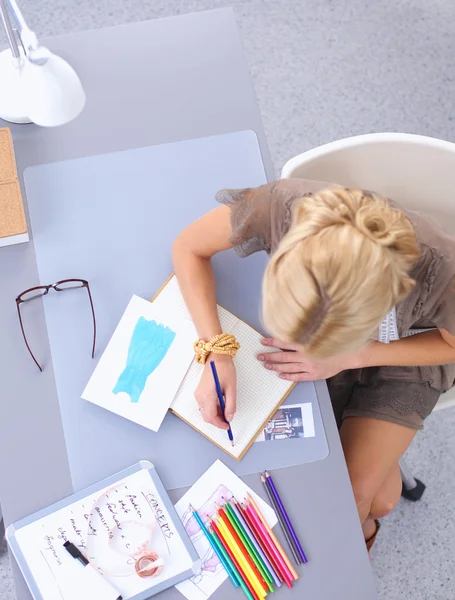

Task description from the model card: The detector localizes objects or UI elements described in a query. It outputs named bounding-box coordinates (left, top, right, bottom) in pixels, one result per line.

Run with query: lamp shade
left=22, top=50, right=86, bottom=127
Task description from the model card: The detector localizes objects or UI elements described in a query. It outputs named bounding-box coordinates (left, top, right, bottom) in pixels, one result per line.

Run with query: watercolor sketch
left=81, top=294, right=196, bottom=432
left=113, top=317, right=176, bottom=403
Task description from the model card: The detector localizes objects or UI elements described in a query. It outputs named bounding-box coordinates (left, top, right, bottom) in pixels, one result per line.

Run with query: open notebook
left=152, top=276, right=295, bottom=460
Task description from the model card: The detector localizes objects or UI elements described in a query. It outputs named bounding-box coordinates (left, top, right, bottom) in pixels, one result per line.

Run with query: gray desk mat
left=24, top=130, right=329, bottom=492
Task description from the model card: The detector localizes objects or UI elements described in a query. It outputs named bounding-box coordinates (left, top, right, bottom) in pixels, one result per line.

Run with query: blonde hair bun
left=262, top=187, right=420, bottom=359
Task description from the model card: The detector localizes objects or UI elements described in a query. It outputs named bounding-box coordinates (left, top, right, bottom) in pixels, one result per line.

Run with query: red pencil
left=244, top=503, right=294, bottom=588
left=210, top=518, right=261, bottom=600
left=239, top=503, right=284, bottom=583
left=216, top=505, right=269, bottom=593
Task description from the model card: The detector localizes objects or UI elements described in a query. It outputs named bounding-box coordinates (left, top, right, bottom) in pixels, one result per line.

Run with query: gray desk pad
left=23, top=130, right=328, bottom=492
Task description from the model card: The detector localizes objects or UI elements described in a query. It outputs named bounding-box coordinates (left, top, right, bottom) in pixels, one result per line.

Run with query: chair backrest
left=282, top=133, right=455, bottom=408
left=281, top=133, right=455, bottom=234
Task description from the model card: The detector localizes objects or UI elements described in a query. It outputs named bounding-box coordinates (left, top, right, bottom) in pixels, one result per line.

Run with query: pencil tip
left=231, top=441, right=235, bottom=447
left=260, top=475, right=265, bottom=482
left=265, top=470, right=270, bottom=477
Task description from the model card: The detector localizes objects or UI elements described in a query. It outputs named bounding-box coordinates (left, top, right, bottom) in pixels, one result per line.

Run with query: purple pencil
left=264, top=471, right=308, bottom=564
left=230, top=499, right=282, bottom=588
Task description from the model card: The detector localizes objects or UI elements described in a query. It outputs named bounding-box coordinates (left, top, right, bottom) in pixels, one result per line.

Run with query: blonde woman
left=172, top=179, right=455, bottom=550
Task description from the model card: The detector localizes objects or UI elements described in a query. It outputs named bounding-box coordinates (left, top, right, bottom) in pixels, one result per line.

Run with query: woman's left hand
left=257, top=338, right=361, bottom=381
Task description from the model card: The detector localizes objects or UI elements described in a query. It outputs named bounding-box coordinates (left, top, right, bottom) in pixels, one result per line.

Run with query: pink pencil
left=244, top=503, right=294, bottom=588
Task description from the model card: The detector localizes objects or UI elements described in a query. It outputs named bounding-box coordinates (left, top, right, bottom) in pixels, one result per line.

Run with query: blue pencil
left=210, top=360, right=234, bottom=447
left=190, top=505, right=239, bottom=587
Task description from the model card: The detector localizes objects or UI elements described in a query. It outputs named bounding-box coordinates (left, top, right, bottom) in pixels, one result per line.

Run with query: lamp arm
left=5, top=0, right=40, bottom=54
left=0, top=0, right=21, bottom=59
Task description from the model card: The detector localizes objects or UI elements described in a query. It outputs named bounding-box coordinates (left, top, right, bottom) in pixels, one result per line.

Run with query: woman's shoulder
left=216, top=178, right=330, bottom=257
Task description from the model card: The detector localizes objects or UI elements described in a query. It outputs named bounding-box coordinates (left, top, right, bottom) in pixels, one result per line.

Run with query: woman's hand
left=195, top=354, right=237, bottom=429
left=257, top=338, right=360, bottom=381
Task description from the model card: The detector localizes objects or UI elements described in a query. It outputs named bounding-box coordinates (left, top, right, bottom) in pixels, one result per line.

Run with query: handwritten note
left=13, top=468, right=194, bottom=600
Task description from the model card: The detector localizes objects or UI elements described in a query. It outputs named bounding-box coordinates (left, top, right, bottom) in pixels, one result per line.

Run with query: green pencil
left=208, top=526, right=255, bottom=600
left=223, top=498, right=275, bottom=592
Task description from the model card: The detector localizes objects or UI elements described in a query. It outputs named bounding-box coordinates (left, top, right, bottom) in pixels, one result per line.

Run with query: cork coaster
left=0, top=128, right=27, bottom=239
left=0, top=181, right=27, bottom=238
left=0, top=128, right=17, bottom=183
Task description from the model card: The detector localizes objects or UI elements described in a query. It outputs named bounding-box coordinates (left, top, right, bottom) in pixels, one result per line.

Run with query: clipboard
left=6, top=461, right=200, bottom=600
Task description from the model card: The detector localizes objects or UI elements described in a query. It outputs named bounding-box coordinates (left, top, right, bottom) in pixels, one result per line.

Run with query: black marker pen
left=64, top=541, right=123, bottom=600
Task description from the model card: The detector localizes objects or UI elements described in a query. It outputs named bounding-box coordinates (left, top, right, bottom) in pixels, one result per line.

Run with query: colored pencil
left=261, top=476, right=302, bottom=567
left=252, top=483, right=302, bottom=570
left=244, top=503, right=294, bottom=588
left=264, top=471, right=308, bottom=564
left=226, top=499, right=276, bottom=590
left=210, top=361, right=234, bottom=446
left=231, top=499, right=282, bottom=588
left=222, top=501, right=272, bottom=593
left=210, top=519, right=258, bottom=600
left=189, top=506, right=239, bottom=588
left=216, top=504, right=268, bottom=594
left=207, top=526, right=241, bottom=585
left=239, top=502, right=284, bottom=584
left=216, top=516, right=267, bottom=598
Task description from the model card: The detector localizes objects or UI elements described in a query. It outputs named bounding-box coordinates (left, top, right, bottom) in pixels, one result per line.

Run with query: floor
left=1, top=0, right=455, bottom=598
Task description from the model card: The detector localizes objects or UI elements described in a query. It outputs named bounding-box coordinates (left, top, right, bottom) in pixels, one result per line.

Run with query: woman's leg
left=340, top=417, right=417, bottom=539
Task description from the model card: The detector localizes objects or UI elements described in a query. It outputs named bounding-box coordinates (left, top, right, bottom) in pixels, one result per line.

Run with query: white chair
left=281, top=132, right=455, bottom=499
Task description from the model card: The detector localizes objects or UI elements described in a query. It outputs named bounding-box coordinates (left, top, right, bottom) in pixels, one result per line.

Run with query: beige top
left=217, top=179, right=455, bottom=392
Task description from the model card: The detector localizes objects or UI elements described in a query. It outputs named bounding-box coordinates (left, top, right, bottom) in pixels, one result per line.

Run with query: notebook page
left=152, top=276, right=294, bottom=459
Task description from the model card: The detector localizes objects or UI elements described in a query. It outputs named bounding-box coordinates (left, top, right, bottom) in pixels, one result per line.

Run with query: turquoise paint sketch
left=113, top=317, right=176, bottom=403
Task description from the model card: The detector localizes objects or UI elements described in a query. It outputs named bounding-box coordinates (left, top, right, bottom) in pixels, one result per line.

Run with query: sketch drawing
left=179, top=485, right=233, bottom=591
left=113, top=317, right=176, bottom=403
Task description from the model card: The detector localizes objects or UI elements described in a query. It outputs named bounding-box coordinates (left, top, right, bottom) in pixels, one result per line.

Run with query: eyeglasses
left=16, top=279, right=96, bottom=372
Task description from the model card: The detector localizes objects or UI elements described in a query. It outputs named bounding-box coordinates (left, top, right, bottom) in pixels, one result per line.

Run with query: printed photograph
left=255, top=402, right=315, bottom=442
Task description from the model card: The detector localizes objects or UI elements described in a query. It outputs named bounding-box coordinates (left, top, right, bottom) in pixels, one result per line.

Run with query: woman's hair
left=262, top=187, right=420, bottom=359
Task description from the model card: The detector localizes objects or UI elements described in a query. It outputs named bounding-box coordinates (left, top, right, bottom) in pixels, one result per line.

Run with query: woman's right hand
left=195, top=354, right=237, bottom=429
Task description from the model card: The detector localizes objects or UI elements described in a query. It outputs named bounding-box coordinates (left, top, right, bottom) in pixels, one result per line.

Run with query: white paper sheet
left=255, top=402, right=315, bottom=442
left=13, top=468, right=194, bottom=600
left=82, top=295, right=196, bottom=432
left=173, top=460, right=277, bottom=600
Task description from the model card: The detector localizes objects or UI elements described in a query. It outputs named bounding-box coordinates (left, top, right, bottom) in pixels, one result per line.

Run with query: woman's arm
left=172, top=206, right=237, bottom=428
left=355, top=328, right=455, bottom=368
left=172, top=205, right=232, bottom=339
left=258, top=328, right=455, bottom=381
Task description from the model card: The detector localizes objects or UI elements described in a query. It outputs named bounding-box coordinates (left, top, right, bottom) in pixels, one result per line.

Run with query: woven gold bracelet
left=194, top=333, right=240, bottom=365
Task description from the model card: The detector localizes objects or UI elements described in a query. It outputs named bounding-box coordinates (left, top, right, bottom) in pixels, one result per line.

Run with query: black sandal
left=366, top=520, right=381, bottom=552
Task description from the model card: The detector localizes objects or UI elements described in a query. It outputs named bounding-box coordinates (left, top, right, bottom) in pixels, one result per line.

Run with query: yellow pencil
left=217, top=517, right=267, bottom=599
left=246, top=493, right=299, bottom=580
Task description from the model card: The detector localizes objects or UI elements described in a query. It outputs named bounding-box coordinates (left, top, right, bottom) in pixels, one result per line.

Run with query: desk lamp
left=0, top=0, right=85, bottom=125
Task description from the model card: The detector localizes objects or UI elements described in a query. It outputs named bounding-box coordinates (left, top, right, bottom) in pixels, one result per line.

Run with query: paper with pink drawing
left=173, top=460, right=277, bottom=600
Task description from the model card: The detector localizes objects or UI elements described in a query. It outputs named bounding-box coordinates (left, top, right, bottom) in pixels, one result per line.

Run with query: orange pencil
left=246, top=493, right=299, bottom=580
left=217, top=505, right=268, bottom=594
left=244, top=503, right=294, bottom=588
left=210, top=518, right=261, bottom=600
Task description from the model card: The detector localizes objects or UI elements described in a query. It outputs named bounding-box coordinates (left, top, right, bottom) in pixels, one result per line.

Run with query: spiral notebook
left=152, top=276, right=296, bottom=461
